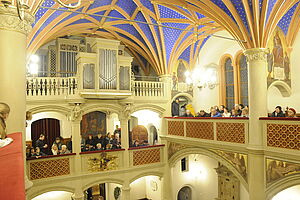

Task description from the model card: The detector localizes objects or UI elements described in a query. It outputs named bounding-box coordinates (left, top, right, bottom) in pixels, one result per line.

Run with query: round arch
left=169, top=147, right=248, bottom=191
left=177, top=185, right=193, bottom=200
left=81, top=104, right=122, bottom=116
left=82, top=178, right=124, bottom=192
left=132, top=104, right=165, bottom=116
left=28, top=105, right=71, bottom=116
left=129, top=171, right=164, bottom=184
left=171, top=93, right=193, bottom=103
left=266, top=174, right=300, bottom=200
left=268, top=80, right=292, bottom=97
left=28, top=186, right=75, bottom=200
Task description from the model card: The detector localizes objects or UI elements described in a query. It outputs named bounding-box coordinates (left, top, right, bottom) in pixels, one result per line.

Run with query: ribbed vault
left=25, top=0, right=300, bottom=75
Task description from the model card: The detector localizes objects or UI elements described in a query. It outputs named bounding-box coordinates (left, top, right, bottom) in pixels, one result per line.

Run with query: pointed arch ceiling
left=27, top=0, right=300, bottom=75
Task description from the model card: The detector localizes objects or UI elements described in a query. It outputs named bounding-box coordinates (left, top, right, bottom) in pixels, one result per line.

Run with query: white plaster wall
left=26, top=112, right=71, bottom=141
left=193, top=31, right=242, bottom=112
left=145, top=176, right=162, bottom=200
left=31, top=191, right=72, bottom=200
left=267, top=30, right=300, bottom=112
left=130, top=177, right=147, bottom=200
left=171, top=154, right=218, bottom=200
left=272, top=185, right=300, bottom=200
left=106, top=183, right=122, bottom=200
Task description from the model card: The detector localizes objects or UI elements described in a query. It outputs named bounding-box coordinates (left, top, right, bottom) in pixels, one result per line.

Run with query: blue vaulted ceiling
left=28, top=0, right=300, bottom=74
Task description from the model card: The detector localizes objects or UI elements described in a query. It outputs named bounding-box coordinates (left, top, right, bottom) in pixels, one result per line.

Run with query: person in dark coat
left=183, top=109, right=194, bottom=117
left=270, top=106, right=285, bottom=117
left=171, top=99, right=180, bottom=117
left=196, top=110, right=210, bottom=117
left=35, top=134, right=48, bottom=154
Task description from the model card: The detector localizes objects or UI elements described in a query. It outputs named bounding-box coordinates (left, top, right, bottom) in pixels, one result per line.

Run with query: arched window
left=238, top=54, right=248, bottom=106
left=224, top=58, right=235, bottom=109
left=177, top=186, right=192, bottom=200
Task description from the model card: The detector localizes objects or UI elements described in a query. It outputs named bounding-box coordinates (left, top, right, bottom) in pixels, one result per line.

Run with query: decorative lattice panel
left=133, top=148, right=160, bottom=166
left=186, top=121, right=214, bottom=140
left=168, top=121, right=184, bottom=136
left=29, top=158, right=70, bottom=180
left=216, top=122, right=245, bottom=144
left=267, top=124, right=300, bottom=150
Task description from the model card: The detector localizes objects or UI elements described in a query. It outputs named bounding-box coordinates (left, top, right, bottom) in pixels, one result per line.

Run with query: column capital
left=0, top=6, right=34, bottom=35
left=243, top=48, right=269, bottom=62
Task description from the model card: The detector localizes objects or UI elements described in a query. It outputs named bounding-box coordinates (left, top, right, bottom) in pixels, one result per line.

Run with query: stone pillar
left=0, top=6, right=34, bottom=190
left=248, top=153, right=265, bottom=200
left=159, top=74, right=172, bottom=116
left=161, top=139, right=172, bottom=200
left=121, top=182, right=130, bottom=200
left=71, top=118, right=82, bottom=173
left=72, top=181, right=84, bottom=200
left=119, top=114, right=130, bottom=167
left=243, top=48, right=269, bottom=148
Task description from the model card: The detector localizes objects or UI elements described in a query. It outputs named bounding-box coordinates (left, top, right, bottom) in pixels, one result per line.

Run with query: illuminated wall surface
left=272, top=185, right=300, bottom=200
left=32, top=191, right=73, bottom=200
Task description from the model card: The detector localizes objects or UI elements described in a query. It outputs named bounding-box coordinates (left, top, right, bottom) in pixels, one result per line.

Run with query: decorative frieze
left=266, top=158, right=300, bottom=184
left=0, top=7, right=33, bottom=34
left=243, top=48, right=269, bottom=62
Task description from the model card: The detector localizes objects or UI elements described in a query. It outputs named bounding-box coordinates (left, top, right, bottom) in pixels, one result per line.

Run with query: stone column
left=119, top=114, right=130, bottom=167
left=159, top=74, right=172, bottom=116
left=121, top=182, right=131, bottom=200
left=248, top=153, right=265, bottom=200
left=71, top=117, right=82, bottom=173
left=243, top=48, right=269, bottom=148
left=72, top=181, right=84, bottom=200
left=244, top=48, right=268, bottom=200
left=0, top=6, right=33, bottom=190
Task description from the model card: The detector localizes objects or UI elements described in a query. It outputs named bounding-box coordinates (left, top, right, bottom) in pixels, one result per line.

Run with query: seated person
left=111, top=135, right=121, bottom=149
left=53, top=137, right=63, bottom=150
left=60, top=145, right=71, bottom=154
left=27, top=147, right=35, bottom=158
left=106, top=143, right=112, bottom=150
left=231, top=109, right=239, bottom=117
left=85, top=134, right=95, bottom=147
left=211, top=108, right=222, bottom=117
left=219, top=105, right=225, bottom=114
left=183, top=109, right=194, bottom=117
left=132, top=139, right=140, bottom=147
left=234, top=104, right=242, bottom=116
left=286, top=108, right=297, bottom=118
left=222, top=107, right=231, bottom=117
left=51, top=144, right=60, bottom=155
left=241, top=108, right=249, bottom=117
left=271, top=106, right=285, bottom=117
left=95, top=143, right=103, bottom=151
left=33, top=147, right=47, bottom=158
left=84, top=144, right=95, bottom=152
left=196, top=110, right=210, bottom=117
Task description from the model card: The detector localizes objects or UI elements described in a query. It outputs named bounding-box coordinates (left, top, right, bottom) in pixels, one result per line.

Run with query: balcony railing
left=260, top=117, right=300, bottom=151
left=26, top=145, right=164, bottom=181
left=26, top=76, right=166, bottom=99
left=165, top=117, right=249, bottom=144
left=26, top=77, right=77, bottom=97
left=131, top=81, right=165, bottom=97
left=27, top=153, right=76, bottom=180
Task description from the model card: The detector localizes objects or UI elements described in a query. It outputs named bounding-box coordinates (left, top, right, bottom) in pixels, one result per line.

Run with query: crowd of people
left=27, top=134, right=72, bottom=159
left=172, top=99, right=249, bottom=118
left=171, top=99, right=298, bottom=118
left=81, top=131, right=121, bottom=152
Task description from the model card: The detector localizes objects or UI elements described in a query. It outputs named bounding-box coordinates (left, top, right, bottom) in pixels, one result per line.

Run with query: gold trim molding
left=243, top=48, right=269, bottom=62
left=0, top=6, right=34, bottom=35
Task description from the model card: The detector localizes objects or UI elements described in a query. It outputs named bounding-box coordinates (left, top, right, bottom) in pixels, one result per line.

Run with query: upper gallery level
left=26, top=36, right=192, bottom=103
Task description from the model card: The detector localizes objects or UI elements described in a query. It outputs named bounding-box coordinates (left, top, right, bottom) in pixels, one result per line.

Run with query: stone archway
left=177, top=186, right=192, bottom=200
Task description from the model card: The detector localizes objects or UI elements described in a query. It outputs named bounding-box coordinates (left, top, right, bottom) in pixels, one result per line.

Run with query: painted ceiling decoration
left=25, top=0, right=300, bottom=75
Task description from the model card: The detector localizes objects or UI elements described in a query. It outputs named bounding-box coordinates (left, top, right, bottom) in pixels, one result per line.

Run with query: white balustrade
left=26, top=77, right=78, bottom=97
left=132, top=81, right=165, bottom=97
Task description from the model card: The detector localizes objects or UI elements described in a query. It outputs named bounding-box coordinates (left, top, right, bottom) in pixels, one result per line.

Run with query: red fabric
left=0, top=132, right=25, bottom=200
